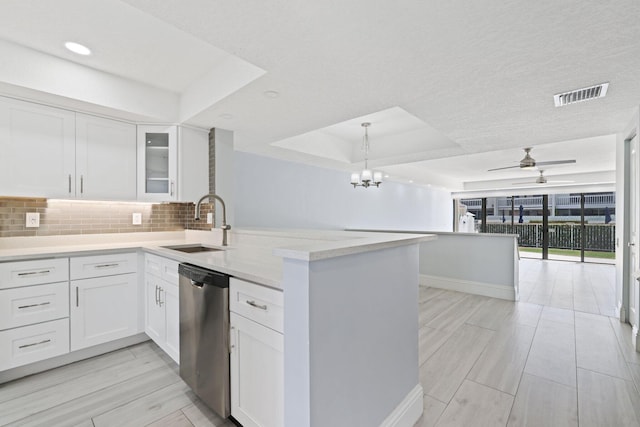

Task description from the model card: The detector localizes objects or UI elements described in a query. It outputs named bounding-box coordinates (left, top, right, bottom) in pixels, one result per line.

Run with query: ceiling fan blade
left=488, top=165, right=521, bottom=171
left=536, top=159, right=576, bottom=166
left=547, top=180, right=575, bottom=183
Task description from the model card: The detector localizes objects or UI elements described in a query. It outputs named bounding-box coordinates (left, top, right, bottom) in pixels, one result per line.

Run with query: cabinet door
left=162, top=281, right=180, bottom=363
left=230, top=312, right=284, bottom=427
left=0, top=96, right=75, bottom=198
left=76, top=114, right=136, bottom=200
left=137, top=125, right=177, bottom=201
left=70, top=273, right=137, bottom=351
left=177, top=126, right=209, bottom=202
left=145, top=275, right=165, bottom=346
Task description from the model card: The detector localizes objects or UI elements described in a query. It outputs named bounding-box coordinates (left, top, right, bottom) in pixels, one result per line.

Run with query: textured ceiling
left=0, top=0, right=636, bottom=191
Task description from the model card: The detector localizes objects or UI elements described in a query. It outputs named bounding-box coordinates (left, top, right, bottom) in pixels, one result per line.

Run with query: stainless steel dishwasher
left=178, top=263, right=230, bottom=418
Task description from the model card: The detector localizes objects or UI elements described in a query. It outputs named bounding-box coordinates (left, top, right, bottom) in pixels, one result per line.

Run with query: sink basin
left=162, top=244, right=223, bottom=253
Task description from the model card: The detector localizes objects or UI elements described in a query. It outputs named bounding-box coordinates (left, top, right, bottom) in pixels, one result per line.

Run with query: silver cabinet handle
left=76, top=287, right=79, bottom=307
left=158, top=287, right=164, bottom=307
left=246, top=300, right=267, bottom=310
left=95, top=263, right=119, bottom=269
left=18, top=301, right=50, bottom=309
left=18, top=270, right=51, bottom=277
left=229, top=326, right=235, bottom=353
left=155, top=285, right=159, bottom=305
left=19, top=339, right=51, bottom=349
left=80, top=175, right=84, bottom=194
left=68, top=174, right=72, bottom=193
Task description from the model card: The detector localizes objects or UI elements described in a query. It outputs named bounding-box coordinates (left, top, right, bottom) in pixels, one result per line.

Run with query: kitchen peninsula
left=0, top=228, right=435, bottom=427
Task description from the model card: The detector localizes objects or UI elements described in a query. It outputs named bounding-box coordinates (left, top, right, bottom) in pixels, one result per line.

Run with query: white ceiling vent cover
left=553, top=82, right=609, bottom=107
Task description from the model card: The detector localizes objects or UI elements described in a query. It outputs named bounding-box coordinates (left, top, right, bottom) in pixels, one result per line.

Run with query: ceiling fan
left=488, top=147, right=576, bottom=171
left=512, top=170, right=575, bottom=185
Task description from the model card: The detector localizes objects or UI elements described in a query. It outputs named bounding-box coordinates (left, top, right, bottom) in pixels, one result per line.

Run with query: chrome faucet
left=195, top=194, right=231, bottom=246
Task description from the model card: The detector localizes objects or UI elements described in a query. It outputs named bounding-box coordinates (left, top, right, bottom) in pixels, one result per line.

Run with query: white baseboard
left=380, top=384, right=424, bottom=427
left=421, top=274, right=516, bottom=301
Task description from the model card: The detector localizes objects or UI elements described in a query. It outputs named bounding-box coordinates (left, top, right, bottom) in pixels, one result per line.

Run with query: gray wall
left=214, top=128, right=235, bottom=226
left=283, top=244, right=420, bottom=426
left=234, top=151, right=452, bottom=231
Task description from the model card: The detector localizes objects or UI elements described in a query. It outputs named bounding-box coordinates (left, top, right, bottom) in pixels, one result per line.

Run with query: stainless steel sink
left=162, top=244, right=223, bottom=253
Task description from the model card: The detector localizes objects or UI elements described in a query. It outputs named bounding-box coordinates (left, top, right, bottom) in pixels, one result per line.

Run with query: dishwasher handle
left=190, top=279, right=204, bottom=288
left=178, top=263, right=229, bottom=289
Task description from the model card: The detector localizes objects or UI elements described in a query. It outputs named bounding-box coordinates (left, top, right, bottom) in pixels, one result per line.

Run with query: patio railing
left=485, top=223, right=616, bottom=252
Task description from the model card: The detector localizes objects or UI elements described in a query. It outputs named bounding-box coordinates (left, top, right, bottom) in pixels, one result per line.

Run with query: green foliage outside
left=519, top=247, right=615, bottom=259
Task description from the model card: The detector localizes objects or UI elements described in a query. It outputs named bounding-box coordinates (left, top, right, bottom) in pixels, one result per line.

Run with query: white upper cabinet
left=137, top=125, right=178, bottom=201
left=0, top=96, right=137, bottom=200
left=75, top=114, right=137, bottom=200
left=0, top=97, right=75, bottom=198
left=137, top=124, right=209, bottom=202
left=178, top=126, right=209, bottom=203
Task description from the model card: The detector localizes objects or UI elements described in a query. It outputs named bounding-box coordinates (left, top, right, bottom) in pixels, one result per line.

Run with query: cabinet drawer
left=70, top=252, right=137, bottom=280
left=0, top=282, right=69, bottom=331
left=145, top=254, right=179, bottom=283
left=0, top=318, right=70, bottom=371
left=230, top=278, right=283, bottom=333
left=161, top=258, right=179, bottom=283
left=145, top=254, right=163, bottom=277
left=0, top=258, right=69, bottom=290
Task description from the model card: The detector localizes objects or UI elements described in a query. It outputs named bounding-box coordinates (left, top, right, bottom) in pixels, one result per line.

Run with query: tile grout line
left=503, top=319, right=539, bottom=426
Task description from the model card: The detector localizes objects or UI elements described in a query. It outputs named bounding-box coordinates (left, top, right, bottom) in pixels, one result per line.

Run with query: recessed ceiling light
left=384, top=174, right=390, bottom=178
left=219, top=113, right=234, bottom=119
left=263, top=90, right=280, bottom=99
left=64, top=41, right=91, bottom=56
left=409, top=180, right=414, bottom=183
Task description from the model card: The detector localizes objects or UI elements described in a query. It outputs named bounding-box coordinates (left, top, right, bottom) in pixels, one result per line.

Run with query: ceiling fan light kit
left=511, top=169, right=576, bottom=185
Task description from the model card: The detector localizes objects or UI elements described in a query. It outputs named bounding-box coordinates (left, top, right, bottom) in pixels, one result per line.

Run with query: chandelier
left=350, top=122, right=383, bottom=188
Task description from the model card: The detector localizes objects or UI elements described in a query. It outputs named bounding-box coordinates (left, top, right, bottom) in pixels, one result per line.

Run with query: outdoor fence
left=486, top=223, right=616, bottom=252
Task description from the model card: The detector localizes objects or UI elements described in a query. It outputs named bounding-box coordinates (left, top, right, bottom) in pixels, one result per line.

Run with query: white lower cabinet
left=70, top=273, right=138, bottom=351
left=0, top=281, right=69, bottom=330
left=0, top=318, right=70, bottom=370
left=0, top=258, right=71, bottom=371
left=144, top=254, right=180, bottom=363
left=230, top=278, right=284, bottom=427
left=69, top=253, right=138, bottom=352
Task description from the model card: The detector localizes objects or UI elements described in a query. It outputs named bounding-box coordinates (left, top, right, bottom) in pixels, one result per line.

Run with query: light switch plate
left=26, top=212, right=40, bottom=228
left=206, top=212, right=213, bottom=224
left=132, top=213, right=142, bottom=225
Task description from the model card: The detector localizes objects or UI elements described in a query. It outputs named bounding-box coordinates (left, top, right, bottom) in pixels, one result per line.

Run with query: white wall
left=0, top=39, right=178, bottom=122
left=617, top=108, right=639, bottom=321
left=234, top=151, right=453, bottom=231
left=419, top=232, right=519, bottom=300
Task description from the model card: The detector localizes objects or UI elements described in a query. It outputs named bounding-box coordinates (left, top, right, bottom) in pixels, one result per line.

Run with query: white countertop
left=347, top=228, right=519, bottom=238
left=0, top=228, right=434, bottom=290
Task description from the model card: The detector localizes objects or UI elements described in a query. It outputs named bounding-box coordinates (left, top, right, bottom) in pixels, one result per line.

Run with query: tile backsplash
left=0, top=197, right=214, bottom=237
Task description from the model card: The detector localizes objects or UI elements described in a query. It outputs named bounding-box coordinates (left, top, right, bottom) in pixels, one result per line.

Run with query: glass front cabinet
left=137, top=125, right=178, bottom=201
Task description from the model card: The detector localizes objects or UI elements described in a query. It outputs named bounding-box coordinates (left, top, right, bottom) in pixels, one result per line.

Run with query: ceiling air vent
left=553, top=82, right=609, bottom=107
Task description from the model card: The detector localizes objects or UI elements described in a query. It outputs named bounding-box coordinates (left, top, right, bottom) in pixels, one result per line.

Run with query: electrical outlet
left=26, top=212, right=40, bottom=228
left=132, top=213, right=142, bottom=225
left=206, top=212, right=213, bottom=224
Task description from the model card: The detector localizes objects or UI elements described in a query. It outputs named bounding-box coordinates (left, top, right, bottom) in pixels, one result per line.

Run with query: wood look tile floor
left=0, top=259, right=637, bottom=426
left=416, top=259, right=640, bottom=427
